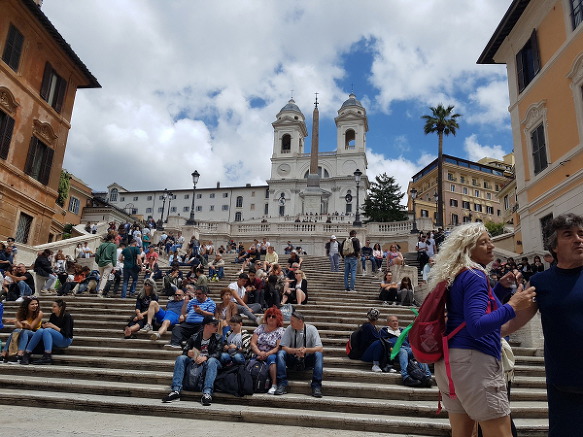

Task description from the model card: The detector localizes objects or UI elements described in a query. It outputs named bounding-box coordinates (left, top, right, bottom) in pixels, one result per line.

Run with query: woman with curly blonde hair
left=428, top=222, right=535, bottom=437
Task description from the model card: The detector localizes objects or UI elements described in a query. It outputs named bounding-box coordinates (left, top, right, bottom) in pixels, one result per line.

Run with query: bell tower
left=271, top=98, right=308, bottom=158
left=335, top=93, right=368, bottom=154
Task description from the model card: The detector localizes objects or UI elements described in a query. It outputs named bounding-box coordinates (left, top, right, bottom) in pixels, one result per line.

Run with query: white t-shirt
left=228, top=281, right=246, bottom=302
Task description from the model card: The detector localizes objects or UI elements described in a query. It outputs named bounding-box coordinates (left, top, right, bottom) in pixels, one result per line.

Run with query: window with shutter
left=24, top=137, right=53, bottom=184
left=0, top=111, right=15, bottom=160
left=531, top=123, right=548, bottom=174
left=2, top=24, right=24, bottom=71
left=40, top=63, right=67, bottom=113
left=516, top=30, right=541, bottom=93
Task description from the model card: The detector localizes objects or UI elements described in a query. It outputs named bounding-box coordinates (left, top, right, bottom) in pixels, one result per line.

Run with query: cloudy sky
left=43, top=0, right=513, bottom=199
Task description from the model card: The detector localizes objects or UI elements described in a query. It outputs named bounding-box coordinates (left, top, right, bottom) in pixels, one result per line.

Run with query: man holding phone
left=165, top=285, right=215, bottom=348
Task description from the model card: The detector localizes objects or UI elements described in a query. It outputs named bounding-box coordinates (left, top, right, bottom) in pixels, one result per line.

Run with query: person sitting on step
left=21, top=299, right=74, bottom=365
left=161, top=316, right=224, bottom=406
left=347, top=308, right=396, bottom=373
left=165, top=285, right=216, bottom=347
left=378, top=271, right=399, bottom=305
left=250, top=306, right=285, bottom=395
left=221, top=314, right=252, bottom=366
left=274, top=311, right=324, bottom=398
left=1, top=296, right=43, bottom=363
left=214, top=287, right=239, bottom=337
left=281, top=269, right=308, bottom=305
left=140, top=286, right=185, bottom=341
left=208, top=254, right=225, bottom=281
left=124, top=278, right=159, bottom=339
left=397, top=276, right=415, bottom=306
left=382, top=314, right=432, bottom=387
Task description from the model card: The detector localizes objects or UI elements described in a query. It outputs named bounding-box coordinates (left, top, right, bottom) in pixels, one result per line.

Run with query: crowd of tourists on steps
left=2, top=212, right=581, bottom=437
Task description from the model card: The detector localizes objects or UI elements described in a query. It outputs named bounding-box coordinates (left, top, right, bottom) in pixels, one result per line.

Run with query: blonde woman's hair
left=427, top=222, right=490, bottom=290
left=294, top=269, right=307, bottom=280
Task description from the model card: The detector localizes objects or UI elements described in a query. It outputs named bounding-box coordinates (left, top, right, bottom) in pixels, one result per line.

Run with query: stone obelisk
left=304, top=93, right=324, bottom=214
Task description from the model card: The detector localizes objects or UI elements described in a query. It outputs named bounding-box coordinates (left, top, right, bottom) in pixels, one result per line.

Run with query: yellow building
left=479, top=0, right=583, bottom=255
left=0, top=0, right=100, bottom=244
left=409, top=154, right=513, bottom=229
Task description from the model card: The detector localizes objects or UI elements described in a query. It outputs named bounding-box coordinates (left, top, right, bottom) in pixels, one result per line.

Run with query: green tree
left=362, top=173, right=408, bottom=222
left=485, top=221, right=505, bottom=237
left=57, top=169, right=72, bottom=207
left=422, top=104, right=461, bottom=228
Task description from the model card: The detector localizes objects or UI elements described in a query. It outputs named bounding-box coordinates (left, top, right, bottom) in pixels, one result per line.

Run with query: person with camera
left=275, top=311, right=324, bottom=397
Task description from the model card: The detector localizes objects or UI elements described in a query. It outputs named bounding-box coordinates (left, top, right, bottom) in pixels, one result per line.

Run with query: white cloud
left=464, top=134, right=508, bottom=162
left=42, top=0, right=513, bottom=193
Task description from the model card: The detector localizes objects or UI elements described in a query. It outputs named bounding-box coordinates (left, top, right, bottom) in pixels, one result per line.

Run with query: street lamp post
left=156, top=189, right=168, bottom=230
left=410, top=187, right=419, bottom=234
left=165, top=191, right=174, bottom=223
left=433, top=191, right=439, bottom=227
left=353, top=168, right=363, bottom=227
left=186, top=170, right=200, bottom=225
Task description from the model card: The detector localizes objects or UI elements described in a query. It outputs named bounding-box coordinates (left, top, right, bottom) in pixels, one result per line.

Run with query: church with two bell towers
left=267, top=93, right=370, bottom=219
left=105, top=93, right=370, bottom=223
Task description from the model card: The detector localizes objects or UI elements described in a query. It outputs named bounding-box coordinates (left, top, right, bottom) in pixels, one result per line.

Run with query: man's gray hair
left=291, top=311, right=305, bottom=322
left=545, top=213, right=583, bottom=259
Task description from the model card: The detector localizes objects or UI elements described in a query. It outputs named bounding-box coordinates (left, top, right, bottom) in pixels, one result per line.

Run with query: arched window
left=281, top=134, right=291, bottom=153
left=345, top=129, right=356, bottom=149
left=235, top=212, right=242, bottom=222
left=236, top=196, right=243, bottom=208
left=110, top=188, right=118, bottom=202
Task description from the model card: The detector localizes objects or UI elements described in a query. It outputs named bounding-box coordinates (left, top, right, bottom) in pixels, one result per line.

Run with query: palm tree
left=422, top=104, right=461, bottom=228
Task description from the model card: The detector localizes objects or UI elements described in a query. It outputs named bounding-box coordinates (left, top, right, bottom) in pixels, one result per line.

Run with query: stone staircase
left=0, top=255, right=549, bottom=436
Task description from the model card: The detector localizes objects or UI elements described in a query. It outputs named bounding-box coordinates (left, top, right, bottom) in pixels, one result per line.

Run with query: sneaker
left=150, top=332, right=161, bottom=341
left=362, top=272, right=366, bottom=277
left=382, top=301, right=389, bottom=306
left=7, top=355, right=22, bottom=365
left=311, top=387, right=323, bottom=398
left=274, top=385, right=287, bottom=395
left=371, top=364, right=383, bottom=373
left=382, top=365, right=397, bottom=373
left=141, top=323, right=153, bottom=333
left=20, top=353, right=30, bottom=365
left=15, top=297, right=24, bottom=303
left=97, top=293, right=104, bottom=299
left=403, top=376, right=422, bottom=387
left=32, top=353, right=52, bottom=365
left=267, top=385, right=277, bottom=395
left=201, top=393, right=212, bottom=406
left=164, top=343, right=182, bottom=349
left=348, top=289, right=357, bottom=293
left=162, top=391, right=180, bottom=403
left=421, top=376, right=433, bottom=388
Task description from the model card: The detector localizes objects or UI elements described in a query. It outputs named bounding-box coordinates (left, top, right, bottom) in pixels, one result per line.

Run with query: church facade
left=105, top=94, right=370, bottom=223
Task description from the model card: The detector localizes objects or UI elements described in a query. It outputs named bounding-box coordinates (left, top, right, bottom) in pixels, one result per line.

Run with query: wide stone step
left=0, top=388, right=453, bottom=436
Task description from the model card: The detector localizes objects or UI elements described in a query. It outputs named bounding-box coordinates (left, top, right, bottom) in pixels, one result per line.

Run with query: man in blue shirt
left=166, top=285, right=215, bottom=348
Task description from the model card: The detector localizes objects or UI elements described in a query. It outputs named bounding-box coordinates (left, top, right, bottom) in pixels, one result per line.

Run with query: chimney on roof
left=216, top=182, right=220, bottom=188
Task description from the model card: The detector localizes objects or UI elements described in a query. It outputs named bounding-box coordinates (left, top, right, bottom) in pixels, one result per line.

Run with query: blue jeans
left=398, top=346, right=431, bottom=379
left=17, top=281, right=33, bottom=297
left=202, top=357, right=223, bottom=395
left=276, top=349, right=323, bottom=389
left=4, top=329, right=34, bottom=352
left=209, top=266, right=224, bottom=279
left=121, top=267, right=139, bottom=298
left=171, top=355, right=191, bottom=392
left=25, top=328, right=73, bottom=353
left=360, top=340, right=385, bottom=363
left=329, top=253, right=339, bottom=272
left=220, top=352, right=246, bottom=365
left=344, top=256, right=357, bottom=290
